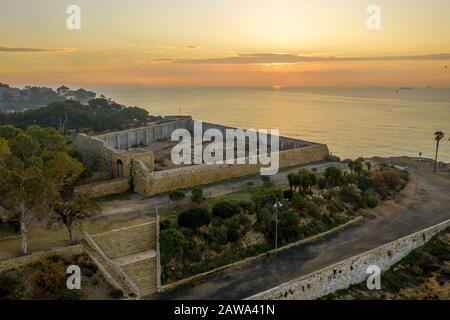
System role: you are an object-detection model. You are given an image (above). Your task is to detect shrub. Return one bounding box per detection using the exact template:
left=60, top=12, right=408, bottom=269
left=237, top=200, right=255, bottom=214
left=208, top=225, right=229, bottom=245
left=305, top=201, right=321, bottom=219
left=261, top=175, right=272, bottom=187
left=191, top=188, right=203, bottom=203
left=251, top=187, right=283, bottom=209
left=345, top=173, right=358, bottom=185
left=324, top=166, right=343, bottom=187
left=160, top=220, right=171, bottom=230
left=30, top=258, right=83, bottom=300
left=366, top=196, right=379, bottom=208
left=358, top=174, right=372, bottom=191
left=340, top=186, right=363, bottom=209
left=227, top=228, right=240, bottom=243
left=371, top=169, right=402, bottom=198
left=291, top=193, right=305, bottom=210
left=160, top=228, right=189, bottom=263
left=169, top=190, right=185, bottom=202
left=283, top=189, right=294, bottom=200
left=326, top=154, right=341, bottom=162
left=318, top=177, right=327, bottom=189
left=178, top=208, right=210, bottom=229
left=212, top=201, right=241, bottom=219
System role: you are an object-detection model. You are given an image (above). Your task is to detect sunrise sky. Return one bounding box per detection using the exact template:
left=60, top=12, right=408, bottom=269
left=1, top=0, right=450, bottom=87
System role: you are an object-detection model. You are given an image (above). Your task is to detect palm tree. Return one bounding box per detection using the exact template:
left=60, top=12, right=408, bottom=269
left=433, top=131, right=444, bottom=172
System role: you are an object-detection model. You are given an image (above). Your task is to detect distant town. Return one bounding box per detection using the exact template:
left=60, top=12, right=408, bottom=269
left=0, top=83, right=96, bottom=112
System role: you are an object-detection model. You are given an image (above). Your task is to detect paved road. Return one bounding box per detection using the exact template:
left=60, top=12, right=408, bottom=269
left=151, top=158, right=450, bottom=300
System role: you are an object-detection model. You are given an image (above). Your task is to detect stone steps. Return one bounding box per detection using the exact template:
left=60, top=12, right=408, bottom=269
left=122, top=258, right=158, bottom=297
left=92, top=222, right=156, bottom=259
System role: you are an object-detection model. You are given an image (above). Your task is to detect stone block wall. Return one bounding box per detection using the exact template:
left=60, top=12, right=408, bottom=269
left=74, top=177, right=130, bottom=198
left=0, top=245, right=83, bottom=272
left=134, top=144, right=329, bottom=196
left=248, top=219, right=450, bottom=300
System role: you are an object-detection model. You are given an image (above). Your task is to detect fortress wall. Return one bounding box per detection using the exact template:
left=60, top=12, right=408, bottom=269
left=74, top=177, right=130, bottom=198
left=248, top=219, right=450, bottom=300
left=136, top=144, right=329, bottom=196
left=72, top=134, right=114, bottom=172
left=94, top=119, right=193, bottom=150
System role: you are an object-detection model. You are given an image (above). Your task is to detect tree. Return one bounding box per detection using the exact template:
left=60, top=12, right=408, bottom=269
left=160, top=229, right=188, bottom=263
left=298, top=169, right=316, bottom=194
left=0, top=125, right=84, bottom=254
left=348, top=160, right=355, bottom=174
left=287, top=173, right=300, bottom=192
left=324, top=166, right=343, bottom=187
left=169, top=190, right=185, bottom=203
left=212, top=201, right=241, bottom=219
left=433, top=131, right=444, bottom=172
left=191, top=188, right=203, bottom=203
left=50, top=194, right=100, bottom=243
left=365, top=162, right=372, bottom=171
left=178, top=208, right=210, bottom=229
left=353, top=161, right=363, bottom=177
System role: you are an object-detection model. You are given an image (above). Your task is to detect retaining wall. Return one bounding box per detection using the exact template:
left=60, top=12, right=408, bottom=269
left=74, top=177, right=130, bottom=198
left=248, top=219, right=450, bottom=300
left=134, top=144, right=329, bottom=196
left=0, top=245, right=83, bottom=272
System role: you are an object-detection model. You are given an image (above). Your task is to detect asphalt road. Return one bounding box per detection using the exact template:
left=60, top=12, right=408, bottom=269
left=151, top=158, right=450, bottom=300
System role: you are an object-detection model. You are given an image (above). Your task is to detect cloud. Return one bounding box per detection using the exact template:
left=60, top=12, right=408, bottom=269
left=158, top=45, right=203, bottom=51
left=147, top=53, right=450, bottom=65
left=0, top=46, right=77, bottom=53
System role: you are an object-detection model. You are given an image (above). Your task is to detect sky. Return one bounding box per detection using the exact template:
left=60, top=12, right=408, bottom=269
left=1, top=0, right=450, bottom=87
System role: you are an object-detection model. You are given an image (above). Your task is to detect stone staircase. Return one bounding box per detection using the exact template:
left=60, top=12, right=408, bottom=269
left=83, top=220, right=159, bottom=298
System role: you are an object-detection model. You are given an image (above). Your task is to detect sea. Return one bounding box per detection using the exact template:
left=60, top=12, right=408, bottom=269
left=89, top=86, right=450, bottom=163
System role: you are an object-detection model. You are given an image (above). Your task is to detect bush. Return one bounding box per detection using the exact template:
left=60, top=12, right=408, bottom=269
left=191, top=188, right=203, bottom=203
left=326, top=154, right=341, bottom=162
left=261, top=175, right=272, bottom=187
left=365, top=193, right=379, bottom=208
left=237, top=200, right=255, bottom=214
left=251, top=187, right=283, bottom=209
left=305, top=201, right=321, bottom=219
left=178, top=208, right=210, bottom=229
left=160, top=228, right=189, bottom=263
left=366, top=196, right=379, bottom=209
left=208, top=225, right=229, bottom=246
left=324, top=166, right=343, bottom=187
left=283, top=189, right=294, bottom=200
left=160, top=220, right=171, bottom=230
left=318, top=177, right=327, bottom=189
left=371, top=169, right=402, bottom=197
left=169, top=190, right=185, bottom=202
left=30, top=258, right=83, bottom=300
left=358, top=174, right=372, bottom=191
left=291, top=193, right=305, bottom=210
left=227, top=228, right=240, bottom=243
left=212, top=201, right=241, bottom=219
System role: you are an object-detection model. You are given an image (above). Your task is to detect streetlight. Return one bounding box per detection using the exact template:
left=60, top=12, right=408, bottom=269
left=273, top=201, right=283, bottom=254
left=416, top=152, right=422, bottom=195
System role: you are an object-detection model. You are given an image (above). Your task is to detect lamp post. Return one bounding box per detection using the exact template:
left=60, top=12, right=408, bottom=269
left=416, top=152, right=422, bottom=195
left=273, top=201, right=283, bottom=254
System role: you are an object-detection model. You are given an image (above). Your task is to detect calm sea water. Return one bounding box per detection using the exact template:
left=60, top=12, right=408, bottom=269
left=90, top=86, right=450, bottom=162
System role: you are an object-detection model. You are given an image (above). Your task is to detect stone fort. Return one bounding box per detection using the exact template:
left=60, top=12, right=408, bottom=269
left=73, top=116, right=329, bottom=198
